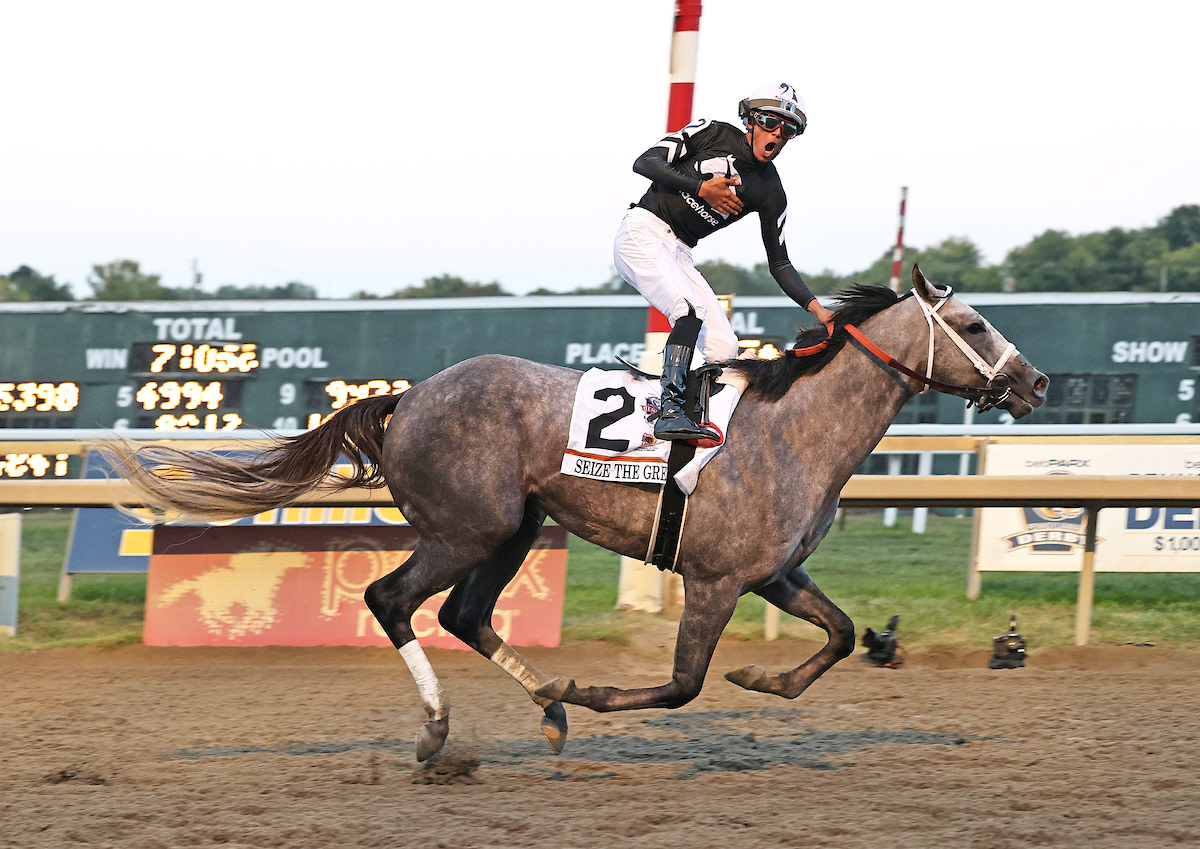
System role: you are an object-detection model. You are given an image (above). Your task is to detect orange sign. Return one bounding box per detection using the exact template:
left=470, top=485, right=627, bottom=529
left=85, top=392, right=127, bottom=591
left=144, top=525, right=567, bottom=648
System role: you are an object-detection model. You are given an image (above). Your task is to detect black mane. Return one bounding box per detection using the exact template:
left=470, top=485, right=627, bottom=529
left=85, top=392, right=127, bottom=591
left=724, top=284, right=907, bottom=401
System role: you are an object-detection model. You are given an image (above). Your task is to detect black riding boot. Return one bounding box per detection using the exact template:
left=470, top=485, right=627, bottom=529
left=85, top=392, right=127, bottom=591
left=654, top=313, right=721, bottom=443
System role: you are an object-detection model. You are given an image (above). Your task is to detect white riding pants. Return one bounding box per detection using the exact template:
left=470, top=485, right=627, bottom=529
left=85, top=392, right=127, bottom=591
left=613, top=207, right=739, bottom=363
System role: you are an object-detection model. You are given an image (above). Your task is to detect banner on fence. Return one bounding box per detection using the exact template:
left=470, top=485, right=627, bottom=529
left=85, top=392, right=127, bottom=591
left=974, top=443, right=1200, bottom=573
left=143, top=524, right=568, bottom=649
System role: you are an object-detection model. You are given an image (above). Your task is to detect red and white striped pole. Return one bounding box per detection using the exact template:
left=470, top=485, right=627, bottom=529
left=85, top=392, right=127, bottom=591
left=621, top=1, right=703, bottom=614
left=638, top=0, right=702, bottom=375
left=888, top=186, right=908, bottom=293
left=666, top=0, right=702, bottom=133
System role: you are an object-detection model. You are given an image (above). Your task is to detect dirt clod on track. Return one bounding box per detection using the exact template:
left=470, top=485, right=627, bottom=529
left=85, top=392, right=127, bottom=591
left=412, top=752, right=482, bottom=785
left=2, top=637, right=1198, bottom=848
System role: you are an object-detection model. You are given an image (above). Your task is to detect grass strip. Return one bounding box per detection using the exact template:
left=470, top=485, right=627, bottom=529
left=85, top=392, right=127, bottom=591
left=5, top=509, right=1198, bottom=652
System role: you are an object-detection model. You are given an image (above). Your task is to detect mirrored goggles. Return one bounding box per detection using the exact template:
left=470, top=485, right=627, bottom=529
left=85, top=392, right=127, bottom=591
left=752, top=111, right=804, bottom=139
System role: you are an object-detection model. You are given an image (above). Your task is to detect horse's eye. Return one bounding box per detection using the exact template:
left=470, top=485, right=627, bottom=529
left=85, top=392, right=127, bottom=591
left=967, top=322, right=985, bottom=334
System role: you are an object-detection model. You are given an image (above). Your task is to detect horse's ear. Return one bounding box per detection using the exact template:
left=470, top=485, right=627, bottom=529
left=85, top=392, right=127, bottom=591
left=912, top=263, right=950, bottom=302
left=912, top=264, right=931, bottom=300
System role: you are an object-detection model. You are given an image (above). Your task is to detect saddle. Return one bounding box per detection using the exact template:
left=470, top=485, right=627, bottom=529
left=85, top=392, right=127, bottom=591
left=618, top=355, right=726, bottom=446
left=561, top=364, right=741, bottom=572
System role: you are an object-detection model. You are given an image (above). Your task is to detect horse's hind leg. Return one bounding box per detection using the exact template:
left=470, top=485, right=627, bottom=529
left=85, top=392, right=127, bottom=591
left=724, top=564, right=855, bottom=698
left=365, top=539, right=500, bottom=762
left=437, top=504, right=569, bottom=754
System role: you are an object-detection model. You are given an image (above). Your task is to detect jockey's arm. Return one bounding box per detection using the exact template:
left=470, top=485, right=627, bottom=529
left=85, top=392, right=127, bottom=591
left=771, top=260, right=833, bottom=325
left=760, top=211, right=833, bottom=325
left=633, top=147, right=702, bottom=195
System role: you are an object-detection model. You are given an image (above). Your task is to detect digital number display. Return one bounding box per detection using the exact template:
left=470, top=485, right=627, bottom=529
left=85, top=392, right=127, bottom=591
left=128, top=342, right=259, bottom=376
left=135, top=413, right=244, bottom=431
left=134, top=380, right=245, bottom=411
left=0, top=381, right=80, bottom=413
left=0, top=452, right=70, bottom=479
left=305, top=379, right=411, bottom=412
left=303, top=378, right=411, bottom=429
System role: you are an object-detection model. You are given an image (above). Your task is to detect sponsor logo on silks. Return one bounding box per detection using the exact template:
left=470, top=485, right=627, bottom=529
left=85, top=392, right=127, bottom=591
left=1003, top=505, right=1090, bottom=553
left=680, top=192, right=723, bottom=227
left=698, top=155, right=741, bottom=220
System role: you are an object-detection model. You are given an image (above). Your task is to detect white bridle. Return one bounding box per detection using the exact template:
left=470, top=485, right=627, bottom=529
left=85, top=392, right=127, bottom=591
left=914, top=287, right=1018, bottom=399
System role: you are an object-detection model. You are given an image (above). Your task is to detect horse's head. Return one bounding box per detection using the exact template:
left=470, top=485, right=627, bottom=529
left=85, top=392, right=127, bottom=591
left=911, top=264, right=1048, bottom=418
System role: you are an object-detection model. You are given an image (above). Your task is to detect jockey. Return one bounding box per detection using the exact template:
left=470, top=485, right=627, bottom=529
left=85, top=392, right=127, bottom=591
left=615, top=82, right=835, bottom=442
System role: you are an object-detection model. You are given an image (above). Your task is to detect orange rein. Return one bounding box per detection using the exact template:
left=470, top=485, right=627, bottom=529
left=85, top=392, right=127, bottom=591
left=789, top=319, right=1002, bottom=402
left=786, top=318, right=837, bottom=357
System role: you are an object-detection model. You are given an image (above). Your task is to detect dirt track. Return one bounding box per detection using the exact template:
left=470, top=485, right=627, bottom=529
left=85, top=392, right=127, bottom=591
left=3, top=636, right=1198, bottom=848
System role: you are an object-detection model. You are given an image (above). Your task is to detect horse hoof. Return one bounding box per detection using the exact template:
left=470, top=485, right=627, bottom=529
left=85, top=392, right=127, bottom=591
left=540, top=702, right=568, bottom=755
left=533, top=676, right=575, bottom=702
left=725, top=664, right=769, bottom=692
left=414, top=717, right=449, bottom=762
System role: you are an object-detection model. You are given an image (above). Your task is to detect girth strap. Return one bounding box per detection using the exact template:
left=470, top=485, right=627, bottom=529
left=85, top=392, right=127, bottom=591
left=646, top=440, right=695, bottom=572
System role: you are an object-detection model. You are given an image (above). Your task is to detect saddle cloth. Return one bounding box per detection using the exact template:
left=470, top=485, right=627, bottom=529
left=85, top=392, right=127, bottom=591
left=560, top=367, right=741, bottom=495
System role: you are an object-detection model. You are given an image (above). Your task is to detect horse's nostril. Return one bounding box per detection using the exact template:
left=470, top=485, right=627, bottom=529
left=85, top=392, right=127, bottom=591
left=1034, top=376, right=1048, bottom=392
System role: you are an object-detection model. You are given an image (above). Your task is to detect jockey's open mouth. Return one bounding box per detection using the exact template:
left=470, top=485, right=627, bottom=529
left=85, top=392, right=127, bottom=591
left=749, top=130, right=786, bottom=162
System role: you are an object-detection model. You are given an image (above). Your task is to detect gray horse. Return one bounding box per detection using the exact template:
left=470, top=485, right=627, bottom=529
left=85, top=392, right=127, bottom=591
left=98, top=266, right=1047, bottom=762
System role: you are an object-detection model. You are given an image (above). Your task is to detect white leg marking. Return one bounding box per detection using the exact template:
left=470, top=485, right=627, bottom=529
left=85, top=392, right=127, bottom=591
left=490, top=644, right=546, bottom=693
left=399, top=641, right=448, bottom=721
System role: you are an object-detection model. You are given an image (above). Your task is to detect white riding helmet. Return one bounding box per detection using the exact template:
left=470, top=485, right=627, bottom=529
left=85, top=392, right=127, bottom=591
left=738, top=82, right=807, bottom=134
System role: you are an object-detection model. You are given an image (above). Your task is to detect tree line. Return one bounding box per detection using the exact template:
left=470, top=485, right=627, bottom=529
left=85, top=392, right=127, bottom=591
left=687, top=203, right=1200, bottom=297
left=0, top=261, right=320, bottom=302
left=3, top=205, right=1197, bottom=302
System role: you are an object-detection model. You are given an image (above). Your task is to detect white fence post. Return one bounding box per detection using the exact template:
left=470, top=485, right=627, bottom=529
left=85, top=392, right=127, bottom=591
left=912, top=451, right=933, bottom=533
left=0, top=513, right=21, bottom=636
left=763, top=603, right=780, bottom=640
left=882, top=454, right=902, bottom=527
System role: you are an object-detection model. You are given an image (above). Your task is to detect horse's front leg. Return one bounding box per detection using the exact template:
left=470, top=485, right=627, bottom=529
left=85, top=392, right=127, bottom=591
left=725, top=564, right=854, bottom=699
left=536, top=576, right=740, bottom=712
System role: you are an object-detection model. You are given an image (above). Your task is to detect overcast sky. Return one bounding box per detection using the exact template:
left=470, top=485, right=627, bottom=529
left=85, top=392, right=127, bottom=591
left=3, top=1, right=1197, bottom=299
